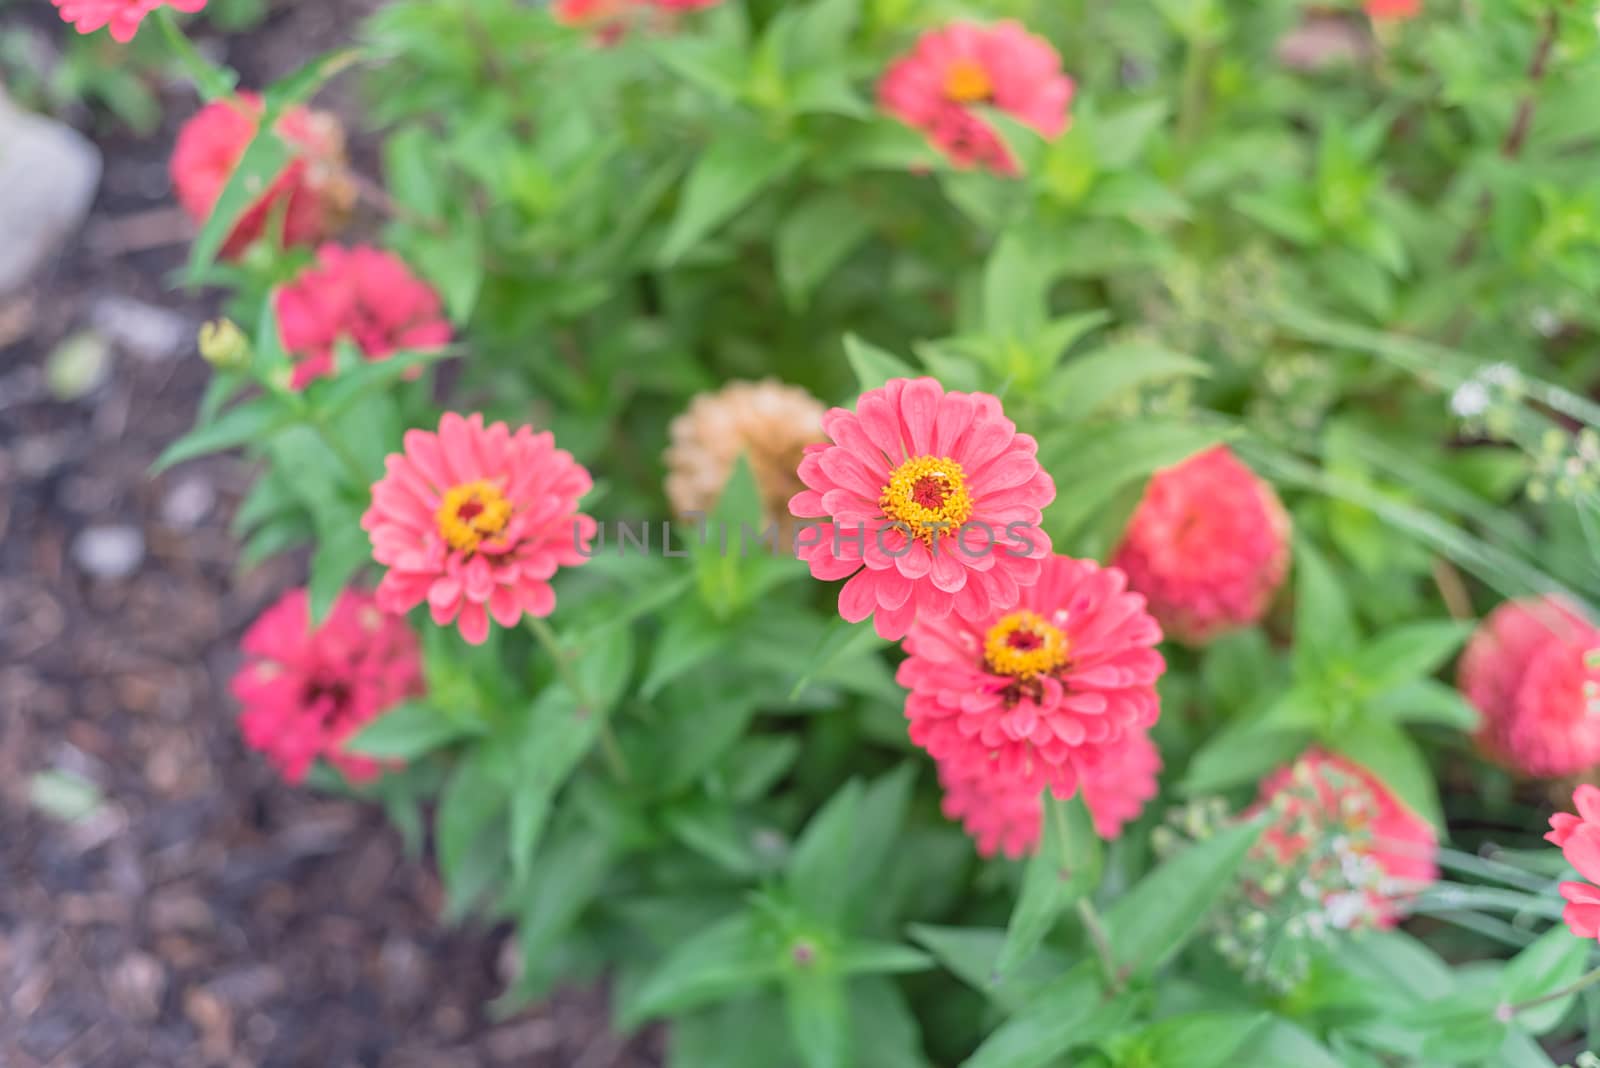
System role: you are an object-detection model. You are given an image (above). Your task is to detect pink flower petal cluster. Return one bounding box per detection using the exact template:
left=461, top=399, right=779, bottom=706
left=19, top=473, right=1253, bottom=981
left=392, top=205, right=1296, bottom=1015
left=878, top=20, right=1074, bottom=175
left=1366, top=0, right=1421, bottom=19
left=1112, top=445, right=1290, bottom=645
left=1254, top=749, right=1438, bottom=929
left=789, top=377, right=1054, bottom=641
left=898, top=554, right=1165, bottom=800
left=553, top=0, right=720, bottom=41
left=1547, top=785, right=1600, bottom=941
left=231, top=588, right=423, bottom=785
left=170, top=94, right=352, bottom=260
left=275, top=244, right=453, bottom=390
left=52, top=0, right=205, bottom=42
left=936, top=726, right=1161, bottom=859
left=1458, top=595, right=1600, bottom=778
left=362, top=413, right=597, bottom=645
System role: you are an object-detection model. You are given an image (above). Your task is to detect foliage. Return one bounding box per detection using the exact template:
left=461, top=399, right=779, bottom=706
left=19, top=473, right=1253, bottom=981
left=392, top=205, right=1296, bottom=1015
left=66, top=0, right=1600, bottom=1063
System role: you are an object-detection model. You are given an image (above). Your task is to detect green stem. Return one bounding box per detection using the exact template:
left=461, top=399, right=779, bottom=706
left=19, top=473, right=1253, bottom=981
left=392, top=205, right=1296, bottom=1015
left=1077, top=899, right=1121, bottom=992
left=525, top=617, right=631, bottom=782
left=155, top=9, right=238, bottom=101
left=1504, top=964, right=1600, bottom=1020
left=1176, top=35, right=1214, bottom=147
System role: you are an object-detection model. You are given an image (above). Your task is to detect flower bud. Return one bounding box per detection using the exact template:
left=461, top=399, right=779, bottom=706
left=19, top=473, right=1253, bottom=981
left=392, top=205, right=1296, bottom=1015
left=198, top=318, right=250, bottom=370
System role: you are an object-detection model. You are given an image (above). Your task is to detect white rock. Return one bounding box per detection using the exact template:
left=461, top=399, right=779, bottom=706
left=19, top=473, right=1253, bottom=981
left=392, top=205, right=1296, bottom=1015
left=72, top=524, right=145, bottom=580
left=0, top=88, right=102, bottom=295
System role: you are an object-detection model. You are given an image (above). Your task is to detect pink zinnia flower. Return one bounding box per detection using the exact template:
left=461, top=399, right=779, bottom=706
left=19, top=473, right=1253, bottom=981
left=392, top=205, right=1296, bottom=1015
left=897, top=554, right=1165, bottom=800
left=52, top=0, right=205, bottom=42
left=1112, top=445, right=1291, bottom=646
left=170, top=94, right=353, bottom=261
left=231, top=588, right=423, bottom=785
left=1253, top=749, right=1438, bottom=929
left=877, top=20, right=1074, bottom=175
left=1365, top=0, right=1421, bottom=20
left=362, top=413, right=598, bottom=645
left=938, top=726, right=1161, bottom=859
left=1547, top=785, right=1600, bottom=941
left=553, top=0, right=718, bottom=40
left=789, top=377, right=1055, bottom=640
left=1459, top=595, right=1600, bottom=778
left=275, top=244, right=452, bottom=390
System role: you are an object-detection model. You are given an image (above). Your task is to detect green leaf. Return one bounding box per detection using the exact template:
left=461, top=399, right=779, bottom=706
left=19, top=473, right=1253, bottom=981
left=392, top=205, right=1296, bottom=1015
left=842, top=334, right=918, bottom=394
left=960, top=964, right=1132, bottom=1068
left=1231, top=1018, right=1344, bottom=1068
left=1182, top=720, right=1309, bottom=795
left=1328, top=717, right=1444, bottom=831
left=345, top=701, right=482, bottom=759
left=307, top=521, right=371, bottom=625
left=834, top=940, right=932, bottom=977
left=435, top=748, right=509, bottom=918
left=1104, top=815, right=1266, bottom=977
left=1349, top=620, right=1473, bottom=694
left=621, top=913, right=782, bottom=1027
left=997, top=795, right=1100, bottom=977
left=776, top=190, right=872, bottom=308
left=1142, top=1012, right=1269, bottom=1068
left=908, top=925, right=1074, bottom=1014
left=785, top=968, right=849, bottom=1068
left=152, top=395, right=297, bottom=472
left=849, top=979, right=930, bottom=1068
left=660, top=130, right=805, bottom=264
left=185, top=122, right=293, bottom=282
left=1499, top=924, right=1593, bottom=1034
left=1292, top=539, right=1359, bottom=680
left=1046, top=341, right=1209, bottom=422
left=982, top=232, right=1050, bottom=341
left=788, top=617, right=888, bottom=700
left=787, top=781, right=862, bottom=927
left=409, top=223, right=483, bottom=322
left=1369, top=678, right=1480, bottom=731
left=384, top=125, right=447, bottom=220
left=1039, top=419, right=1231, bottom=541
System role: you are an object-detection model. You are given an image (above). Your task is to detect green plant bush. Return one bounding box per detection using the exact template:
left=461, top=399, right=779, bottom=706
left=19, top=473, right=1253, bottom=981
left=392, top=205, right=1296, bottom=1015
left=51, top=0, right=1600, bottom=1063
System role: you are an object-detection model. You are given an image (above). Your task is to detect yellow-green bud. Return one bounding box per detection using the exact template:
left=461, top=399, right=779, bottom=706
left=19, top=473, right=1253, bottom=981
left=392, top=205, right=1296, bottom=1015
left=198, top=319, right=250, bottom=370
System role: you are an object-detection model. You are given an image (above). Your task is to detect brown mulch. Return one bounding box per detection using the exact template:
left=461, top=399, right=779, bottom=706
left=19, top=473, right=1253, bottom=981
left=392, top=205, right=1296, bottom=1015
left=0, top=4, right=660, bottom=1066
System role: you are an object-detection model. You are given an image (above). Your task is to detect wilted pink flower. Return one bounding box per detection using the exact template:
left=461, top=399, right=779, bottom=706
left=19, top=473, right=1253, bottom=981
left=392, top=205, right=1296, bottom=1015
left=898, top=554, right=1165, bottom=801
left=362, top=413, right=597, bottom=645
left=1112, top=446, right=1290, bottom=645
left=938, top=725, right=1161, bottom=859
left=170, top=94, right=353, bottom=260
left=275, top=244, right=452, bottom=390
left=1459, top=596, right=1600, bottom=778
left=878, top=20, right=1073, bottom=175
left=789, top=377, right=1054, bottom=640
left=1365, top=0, right=1420, bottom=19
left=1254, top=749, right=1438, bottom=929
left=231, top=588, right=423, bottom=785
left=52, top=0, right=205, bottom=42
left=1547, top=785, right=1600, bottom=941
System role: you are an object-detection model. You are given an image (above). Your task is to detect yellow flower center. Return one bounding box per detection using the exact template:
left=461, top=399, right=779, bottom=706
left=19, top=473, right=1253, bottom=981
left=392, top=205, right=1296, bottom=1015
left=436, top=480, right=513, bottom=554
left=984, top=611, right=1069, bottom=679
left=879, top=455, right=974, bottom=543
left=943, top=59, right=993, bottom=104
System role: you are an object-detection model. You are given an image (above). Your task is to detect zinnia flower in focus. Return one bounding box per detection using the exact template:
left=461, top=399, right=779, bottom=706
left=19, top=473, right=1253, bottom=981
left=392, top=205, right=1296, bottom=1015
left=1112, top=445, right=1290, bottom=645
left=170, top=94, right=353, bottom=260
left=275, top=244, right=452, bottom=390
left=1253, top=748, right=1438, bottom=929
left=789, top=377, right=1055, bottom=640
left=1365, top=0, right=1420, bottom=20
left=898, top=554, right=1164, bottom=800
left=1459, top=595, right=1600, bottom=778
left=1547, top=784, right=1600, bottom=941
left=877, top=20, right=1073, bottom=175
left=52, top=0, right=205, bottom=42
left=938, top=725, right=1161, bottom=858
left=665, top=379, right=825, bottom=545
left=362, top=413, right=598, bottom=645
left=231, top=588, right=423, bottom=785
